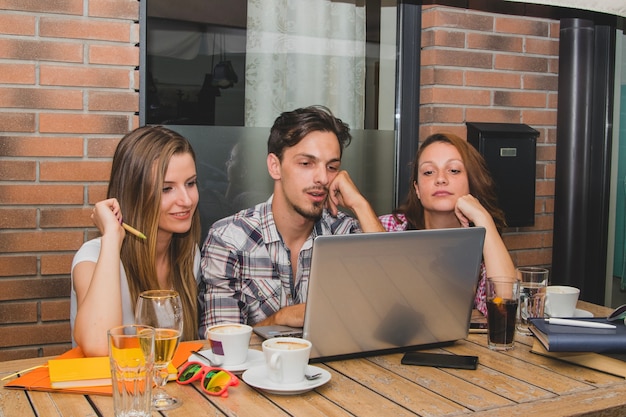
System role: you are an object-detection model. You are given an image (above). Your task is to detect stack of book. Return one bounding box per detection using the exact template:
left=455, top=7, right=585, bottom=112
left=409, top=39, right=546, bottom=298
left=529, top=317, right=626, bottom=378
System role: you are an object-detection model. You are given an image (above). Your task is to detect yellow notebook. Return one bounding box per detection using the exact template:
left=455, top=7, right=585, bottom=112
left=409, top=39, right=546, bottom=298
left=48, top=356, right=111, bottom=388
left=48, top=356, right=178, bottom=389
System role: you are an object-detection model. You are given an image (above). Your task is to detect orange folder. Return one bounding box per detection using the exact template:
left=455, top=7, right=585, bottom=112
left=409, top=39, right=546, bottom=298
left=4, top=341, right=204, bottom=396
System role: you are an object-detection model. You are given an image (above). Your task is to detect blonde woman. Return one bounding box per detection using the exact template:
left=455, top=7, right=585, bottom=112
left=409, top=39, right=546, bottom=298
left=71, top=126, right=201, bottom=356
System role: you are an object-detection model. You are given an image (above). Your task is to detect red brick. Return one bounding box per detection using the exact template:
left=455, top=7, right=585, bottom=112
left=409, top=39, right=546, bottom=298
left=422, top=8, right=494, bottom=32
left=40, top=208, right=94, bottom=228
left=537, top=144, right=557, bottom=162
left=422, top=29, right=465, bottom=48
left=0, top=161, right=36, bottom=181
left=0, top=302, right=37, bottom=324
left=420, top=106, right=464, bottom=124
left=0, top=87, right=82, bottom=110
left=89, top=44, right=139, bottom=66
left=495, top=54, right=549, bottom=73
left=88, top=91, right=139, bottom=112
left=0, top=208, right=37, bottom=228
left=0, top=14, right=35, bottom=35
left=0, top=346, right=41, bottom=362
left=0, top=136, right=84, bottom=157
left=42, top=343, right=74, bottom=358
left=0, top=113, right=36, bottom=133
left=0, top=322, right=71, bottom=347
left=40, top=113, right=130, bottom=134
left=87, top=137, right=120, bottom=157
left=421, top=68, right=464, bottom=86
left=40, top=161, right=111, bottom=181
left=41, top=254, right=75, bottom=275
left=536, top=180, right=555, bottom=197
left=0, top=278, right=70, bottom=301
left=465, top=108, right=522, bottom=123
left=0, top=63, right=36, bottom=84
left=424, top=86, right=491, bottom=105
left=522, top=109, right=557, bottom=126
left=523, top=73, right=558, bottom=91
left=466, top=70, right=521, bottom=89
left=40, top=17, right=132, bottom=42
left=40, top=65, right=132, bottom=88
left=88, top=0, right=139, bottom=20
left=0, top=256, right=37, bottom=277
left=422, top=49, right=493, bottom=68
left=88, top=185, right=109, bottom=203
left=495, top=16, right=550, bottom=37
left=468, top=33, right=523, bottom=52
left=525, top=37, right=559, bottom=56
left=0, top=0, right=83, bottom=14
left=0, top=185, right=84, bottom=204
left=41, top=299, right=71, bottom=321
left=0, top=39, right=83, bottom=62
left=494, top=90, right=547, bottom=108
left=0, top=231, right=83, bottom=253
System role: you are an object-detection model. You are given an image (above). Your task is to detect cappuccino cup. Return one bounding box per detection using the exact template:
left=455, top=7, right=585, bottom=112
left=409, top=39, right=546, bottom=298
left=206, top=323, right=252, bottom=366
left=544, top=286, right=580, bottom=317
left=262, top=337, right=312, bottom=384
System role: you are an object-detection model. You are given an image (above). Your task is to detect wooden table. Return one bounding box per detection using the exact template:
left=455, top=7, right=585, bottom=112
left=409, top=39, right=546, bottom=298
left=2, top=301, right=625, bottom=417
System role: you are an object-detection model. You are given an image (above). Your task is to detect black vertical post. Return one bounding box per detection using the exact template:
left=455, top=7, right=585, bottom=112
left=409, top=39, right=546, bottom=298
left=552, top=19, right=594, bottom=292
left=395, top=2, right=421, bottom=207
left=553, top=18, right=615, bottom=305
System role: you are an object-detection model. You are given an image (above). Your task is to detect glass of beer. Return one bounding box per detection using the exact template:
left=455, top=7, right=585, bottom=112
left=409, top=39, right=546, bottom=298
left=135, top=290, right=183, bottom=410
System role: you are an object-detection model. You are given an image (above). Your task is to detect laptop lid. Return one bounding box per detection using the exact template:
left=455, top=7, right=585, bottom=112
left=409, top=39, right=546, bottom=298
left=303, top=227, right=486, bottom=362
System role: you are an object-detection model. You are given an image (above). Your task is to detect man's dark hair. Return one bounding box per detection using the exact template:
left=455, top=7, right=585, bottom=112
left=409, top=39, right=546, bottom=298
left=267, top=105, right=351, bottom=160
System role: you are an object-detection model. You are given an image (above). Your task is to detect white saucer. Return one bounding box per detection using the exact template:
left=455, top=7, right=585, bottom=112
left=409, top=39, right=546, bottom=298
left=189, top=349, right=264, bottom=373
left=545, top=308, right=594, bottom=318
left=242, top=365, right=331, bottom=395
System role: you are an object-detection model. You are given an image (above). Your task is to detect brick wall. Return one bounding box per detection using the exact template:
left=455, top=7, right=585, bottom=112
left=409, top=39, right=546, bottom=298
left=420, top=5, right=557, bottom=269
left=0, top=1, right=559, bottom=359
left=0, top=0, right=139, bottom=361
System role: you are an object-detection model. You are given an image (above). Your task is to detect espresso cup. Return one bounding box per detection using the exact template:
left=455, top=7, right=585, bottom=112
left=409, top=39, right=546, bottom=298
left=206, top=323, right=252, bottom=366
left=544, top=286, right=580, bottom=317
left=262, top=337, right=312, bottom=384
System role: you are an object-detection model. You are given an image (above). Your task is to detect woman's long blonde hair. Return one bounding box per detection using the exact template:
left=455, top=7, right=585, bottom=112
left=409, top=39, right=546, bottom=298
left=107, top=126, right=200, bottom=341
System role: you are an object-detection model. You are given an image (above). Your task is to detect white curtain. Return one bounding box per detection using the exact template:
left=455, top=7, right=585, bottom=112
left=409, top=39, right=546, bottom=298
left=245, top=0, right=366, bottom=128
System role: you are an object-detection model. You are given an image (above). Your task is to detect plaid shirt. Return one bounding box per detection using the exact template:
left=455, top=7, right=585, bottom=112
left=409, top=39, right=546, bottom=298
left=379, top=213, right=488, bottom=316
left=198, top=196, right=362, bottom=337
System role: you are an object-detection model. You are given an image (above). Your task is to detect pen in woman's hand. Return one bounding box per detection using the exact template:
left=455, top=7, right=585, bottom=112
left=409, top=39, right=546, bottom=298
left=122, top=222, right=147, bottom=240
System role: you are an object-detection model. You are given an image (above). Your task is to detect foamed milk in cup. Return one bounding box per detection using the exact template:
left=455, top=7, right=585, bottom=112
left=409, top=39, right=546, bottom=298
left=206, top=323, right=252, bottom=366
left=544, top=286, right=580, bottom=317
left=262, top=337, right=312, bottom=384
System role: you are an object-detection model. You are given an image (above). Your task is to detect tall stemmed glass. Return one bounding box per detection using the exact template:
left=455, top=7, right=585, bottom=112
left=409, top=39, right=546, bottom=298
left=135, top=290, right=183, bottom=411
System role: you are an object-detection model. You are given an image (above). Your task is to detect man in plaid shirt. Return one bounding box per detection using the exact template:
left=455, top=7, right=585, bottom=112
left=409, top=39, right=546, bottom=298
left=198, top=106, right=384, bottom=338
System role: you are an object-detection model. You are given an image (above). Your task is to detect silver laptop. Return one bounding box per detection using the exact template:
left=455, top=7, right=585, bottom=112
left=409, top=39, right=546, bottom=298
left=255, top=227, right=486, bottom=362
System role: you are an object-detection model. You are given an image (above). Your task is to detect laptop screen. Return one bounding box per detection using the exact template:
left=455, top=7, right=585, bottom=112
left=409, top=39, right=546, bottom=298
left=303, top=227, right=485, bottom=361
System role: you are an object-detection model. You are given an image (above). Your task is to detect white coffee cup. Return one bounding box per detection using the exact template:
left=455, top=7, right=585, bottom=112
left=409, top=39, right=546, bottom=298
left=262, top=337, right=312, bottom=384
left=206, top=323, right=252, bottom=366
left=544, top=286, right=580, bottom=317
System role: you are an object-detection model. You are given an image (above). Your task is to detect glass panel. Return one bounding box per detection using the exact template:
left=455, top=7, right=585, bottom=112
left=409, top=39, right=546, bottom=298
left=144, top=0, right=398, bottom=237
left=613, top=31, right=626, bottom=287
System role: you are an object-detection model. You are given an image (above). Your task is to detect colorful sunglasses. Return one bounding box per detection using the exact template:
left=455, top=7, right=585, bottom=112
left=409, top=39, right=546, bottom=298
left=176, top=361, right=239, bottom=397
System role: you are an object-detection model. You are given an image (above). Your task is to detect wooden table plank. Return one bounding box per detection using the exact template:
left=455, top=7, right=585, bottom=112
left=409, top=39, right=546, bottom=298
left=326, top=357, right=471, bottom=416
left=304, top=364, right=429, bottom=417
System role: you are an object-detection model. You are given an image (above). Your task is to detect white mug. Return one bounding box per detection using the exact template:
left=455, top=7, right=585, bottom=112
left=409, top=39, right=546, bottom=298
left=206, top=323, right=252, bottom=366
left=544, top=286, right=580, bottom=317
left=262, top=337, right=312, bottom=384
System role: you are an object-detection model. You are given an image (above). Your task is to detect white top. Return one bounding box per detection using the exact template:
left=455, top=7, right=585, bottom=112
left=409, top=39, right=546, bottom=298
left=70, top=238, right=200, bottom=346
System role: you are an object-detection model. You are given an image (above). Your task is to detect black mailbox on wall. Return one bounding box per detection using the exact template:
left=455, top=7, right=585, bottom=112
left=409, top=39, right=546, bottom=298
left=466, top=122, right=539, bottom=227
